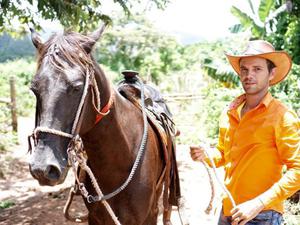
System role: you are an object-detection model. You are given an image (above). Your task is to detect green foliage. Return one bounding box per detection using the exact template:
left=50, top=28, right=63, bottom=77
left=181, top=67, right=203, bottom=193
left=0, top=59, right=35, bottom=151
left=0, top=105, right=18, bottom=152
left=0, top=33, right=35, bottom=62
left=269, top=0, right=300, bottom=64
left=258, top=0, right=274, bottom=22
left=95, top=15, right=185, bottom=84
left=203, top=63, right=240, bottom=88
left=230, top=5, right=264, bottom=37
left=0, top=59, right=36, bottom=117
left=197, top=82, right=242, bottom=142
left=229, top=0, right=275, bottom=38
left=230, top=0, right=300, bottom=65
left=0, top=200, right=15, bottom=209
left=0, top=0, right=169, bottom=34
left=270, top=64, right=300, bottom=112
left=199, top=34, right=250, bottom=89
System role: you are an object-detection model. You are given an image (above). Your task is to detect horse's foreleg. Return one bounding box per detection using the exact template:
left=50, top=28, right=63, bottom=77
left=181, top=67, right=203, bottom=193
left=163, top=205, right=172, bottom=225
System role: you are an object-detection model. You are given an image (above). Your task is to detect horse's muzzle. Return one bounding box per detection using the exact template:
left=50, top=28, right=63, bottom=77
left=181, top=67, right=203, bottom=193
left=29, top=162, right=63, bottom=186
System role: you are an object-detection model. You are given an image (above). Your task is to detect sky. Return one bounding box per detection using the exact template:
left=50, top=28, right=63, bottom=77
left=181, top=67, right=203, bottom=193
left=147, top=0, right=241, bottom=43
left=42, top=0, right=257, bottom=44
left=102, top=0, right=257, bottom=44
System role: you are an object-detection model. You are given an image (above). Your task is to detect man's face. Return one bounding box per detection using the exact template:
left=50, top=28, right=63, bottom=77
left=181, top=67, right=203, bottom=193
left=239, top=57, right=275, bottom=95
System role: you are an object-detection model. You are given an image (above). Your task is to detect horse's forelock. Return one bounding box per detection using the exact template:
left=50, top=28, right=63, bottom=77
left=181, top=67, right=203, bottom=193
left=37, top=31, right=94, bottom=74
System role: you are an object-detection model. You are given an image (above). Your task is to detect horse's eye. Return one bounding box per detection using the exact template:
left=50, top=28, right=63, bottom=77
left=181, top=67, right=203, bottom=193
left=73, top=85, right=82, bottom=91
left=67, top=83, right=83, bottom=93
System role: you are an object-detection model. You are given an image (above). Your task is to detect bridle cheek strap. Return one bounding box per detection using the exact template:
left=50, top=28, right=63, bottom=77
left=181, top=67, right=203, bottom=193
left=29, top=69, right=113, bottom=148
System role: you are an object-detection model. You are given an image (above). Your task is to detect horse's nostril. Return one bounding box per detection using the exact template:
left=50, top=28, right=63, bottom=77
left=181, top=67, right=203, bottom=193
left=45, top=165, right=61, bottom=181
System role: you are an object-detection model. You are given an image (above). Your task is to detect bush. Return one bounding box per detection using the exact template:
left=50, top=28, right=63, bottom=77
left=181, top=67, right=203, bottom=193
left=0, top=58, right=36, bottom=151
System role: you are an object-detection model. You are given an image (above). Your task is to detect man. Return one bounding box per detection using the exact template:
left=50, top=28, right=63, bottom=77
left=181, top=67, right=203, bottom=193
left=190, top=40, right=300, bottom=225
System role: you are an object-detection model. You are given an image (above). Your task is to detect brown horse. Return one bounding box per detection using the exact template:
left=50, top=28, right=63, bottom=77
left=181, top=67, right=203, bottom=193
left=28, top=24, right=180, bottom=225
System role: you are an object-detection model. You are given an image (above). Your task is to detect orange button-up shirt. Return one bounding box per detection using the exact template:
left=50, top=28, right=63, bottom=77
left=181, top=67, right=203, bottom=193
left=210, top=92, right=300, bottom=216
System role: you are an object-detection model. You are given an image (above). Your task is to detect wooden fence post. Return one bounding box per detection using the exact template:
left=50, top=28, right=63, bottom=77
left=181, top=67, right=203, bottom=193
left=9, top=76, right=18, bottom=132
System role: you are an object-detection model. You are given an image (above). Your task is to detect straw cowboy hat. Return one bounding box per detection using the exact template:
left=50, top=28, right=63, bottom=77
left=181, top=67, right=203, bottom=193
left=225, top=40, right=292, bottom=85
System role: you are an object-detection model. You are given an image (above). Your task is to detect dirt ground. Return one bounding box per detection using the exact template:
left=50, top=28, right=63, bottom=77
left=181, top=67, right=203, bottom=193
left=0, top=117, right=224, bottom=225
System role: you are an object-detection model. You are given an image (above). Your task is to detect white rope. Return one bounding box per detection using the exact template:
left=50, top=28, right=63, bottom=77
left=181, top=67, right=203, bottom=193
left=71, top=70, right=91, bottom=134
left=67, top=138, right=121, bottom=225
left=92, top=76, right=101, bottom=110
left=32, top=65, right=120, bottom=224
left=33, top=69, right=92, bottom=139
left=201, top=145, right=237, bottom=208
left=82, top=164, right=121, bottom=225
left=34, top=126, right=73, bottom=138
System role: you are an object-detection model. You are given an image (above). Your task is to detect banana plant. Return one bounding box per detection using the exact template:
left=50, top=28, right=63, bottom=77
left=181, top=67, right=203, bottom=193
left=230, top=0, right=276, bottom=38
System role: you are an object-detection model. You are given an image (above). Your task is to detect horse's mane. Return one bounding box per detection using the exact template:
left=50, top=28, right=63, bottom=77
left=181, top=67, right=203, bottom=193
left=37, top=31, right=95, bottom=73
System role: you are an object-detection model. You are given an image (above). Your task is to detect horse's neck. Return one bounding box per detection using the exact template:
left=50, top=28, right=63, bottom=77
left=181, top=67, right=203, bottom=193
left=84, top=66, right=143, bottom=160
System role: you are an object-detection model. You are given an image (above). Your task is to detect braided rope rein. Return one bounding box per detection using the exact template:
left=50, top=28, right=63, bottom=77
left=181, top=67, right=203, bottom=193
left=201, top=145, right=237, bottom=209
left=67, top=136, right=121, bottom=225
left=28, top=66, right=122, bottom=225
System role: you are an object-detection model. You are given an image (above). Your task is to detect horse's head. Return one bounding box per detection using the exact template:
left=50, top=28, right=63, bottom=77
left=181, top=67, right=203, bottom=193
left=28, top=25, right=106, bottom=186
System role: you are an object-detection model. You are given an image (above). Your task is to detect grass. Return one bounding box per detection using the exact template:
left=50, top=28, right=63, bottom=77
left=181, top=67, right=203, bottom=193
left=0, top=200, right=15, bottom=209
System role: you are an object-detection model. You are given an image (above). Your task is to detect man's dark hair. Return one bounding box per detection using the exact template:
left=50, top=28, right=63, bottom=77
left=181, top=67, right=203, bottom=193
left=266, top=59, right=276, bottom=72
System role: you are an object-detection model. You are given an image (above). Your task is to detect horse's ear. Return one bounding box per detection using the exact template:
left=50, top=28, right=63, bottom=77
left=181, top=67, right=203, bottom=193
left=83, top=23, right=107, bottom=53
left=30, top=28, right=43, bottom=49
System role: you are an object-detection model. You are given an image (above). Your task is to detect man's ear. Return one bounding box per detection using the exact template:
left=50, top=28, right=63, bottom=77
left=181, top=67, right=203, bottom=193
left=269, top=67, right=276, bottom=81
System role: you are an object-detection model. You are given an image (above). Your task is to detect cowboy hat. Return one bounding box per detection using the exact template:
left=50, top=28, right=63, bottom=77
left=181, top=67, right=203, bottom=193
left=225, top=40, right=292, bottom=85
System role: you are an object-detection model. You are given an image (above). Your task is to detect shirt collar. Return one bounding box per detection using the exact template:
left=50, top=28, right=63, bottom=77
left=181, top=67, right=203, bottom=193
left=229, top=92, right=273, bottom=111
left=260, top=92, right=273, bottom=107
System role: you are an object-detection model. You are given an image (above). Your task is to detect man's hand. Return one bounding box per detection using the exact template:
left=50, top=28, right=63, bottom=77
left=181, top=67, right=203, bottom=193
left=190, top=145, right=206, bottom=162
left=231, top=198, right=265, bottom=225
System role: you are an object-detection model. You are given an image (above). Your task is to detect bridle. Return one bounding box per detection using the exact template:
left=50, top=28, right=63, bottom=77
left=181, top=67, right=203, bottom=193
left=27, top=50, right=150, bottom=225
left=28, top=66, right=111, bottom=144
left=27, top=60, right=122, bottom=224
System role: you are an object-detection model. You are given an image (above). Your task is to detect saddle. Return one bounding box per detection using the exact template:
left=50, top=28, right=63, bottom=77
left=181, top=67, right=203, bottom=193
left=117, top=70, right=181, bottom=207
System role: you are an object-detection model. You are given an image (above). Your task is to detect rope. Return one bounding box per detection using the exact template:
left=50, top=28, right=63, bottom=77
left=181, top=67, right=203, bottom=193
left=64, top=76, right=148, bottom=224
left=201, top=145, right=236, bottom=208
left=201, top=161, right=215, bottom=214
left=92, top=76, right=101, bottom=110
left=30, top=65, right=120, bottom=223
left=67, top=136, right=121, bottom=225
left=71, top=70, right=91, bottom=134
left=88, top=78, right=148, bottom=202
left=34, top=126, right=73, bottom=138
left=82, top=164, right=121, bottom=225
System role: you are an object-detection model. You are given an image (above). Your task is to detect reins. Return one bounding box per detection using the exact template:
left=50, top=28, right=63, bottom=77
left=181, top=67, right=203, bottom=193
left=27, top=64, right=123, bottom=224
left=201, top=144, right=237, bottom=212
left=28, top=64, right=151, bottom=224
left=87, top=78, right=149, bottom=203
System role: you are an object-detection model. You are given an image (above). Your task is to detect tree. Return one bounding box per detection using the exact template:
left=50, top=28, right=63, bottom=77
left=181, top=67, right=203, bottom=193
left=269, top=0, right=300, bottom=64
left=229, top=0, right=300, bottom=64
left=0, top=33, right=34, bottom=62
left=229, top=0, right=276, bottom=38
left=0, top=0, right=169, bottom=34
left=95, top=15, right=185, bottom=83
left=229, top=0, right=300, bottom=113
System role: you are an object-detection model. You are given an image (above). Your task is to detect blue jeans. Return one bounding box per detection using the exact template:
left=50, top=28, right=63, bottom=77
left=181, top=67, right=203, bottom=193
left=218, top=209, right=283, bottom=225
